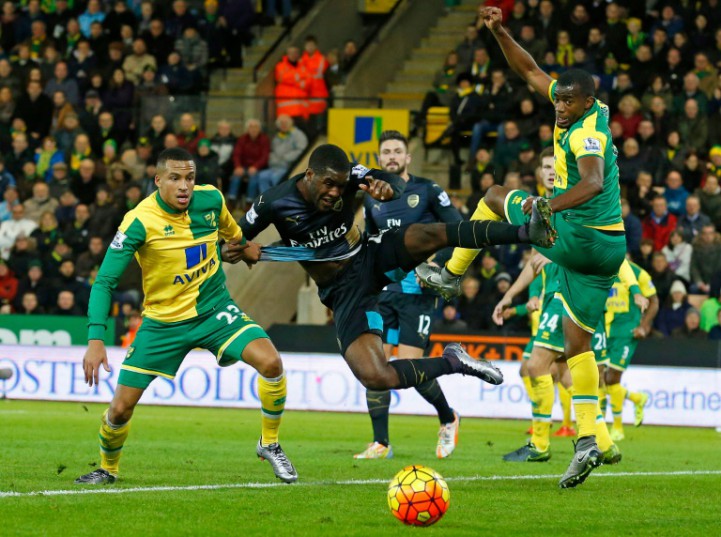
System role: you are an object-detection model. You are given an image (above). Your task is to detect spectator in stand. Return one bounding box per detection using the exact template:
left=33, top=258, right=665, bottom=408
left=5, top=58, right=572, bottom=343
left=24, top=20, right=55, bottom=62
left=197, top=0, right=227, bottom=69
left=676, top=98, right=708, bottom=154
left=339, top=39, right=358, bottom=78
left=620, top=197, right=642, bottom=259
left=67, top=133, right=93, bottom=174
left=7, top=232, right=36, bottom=276
left=275, top=45, right=309, bottom=122
left=50, top=288, right=82, bottom=315
left=671, top=308, right=706, bottom=339
left=708, top=310, right=721, bottom=340
left=265, top=0, right=292, bottom=27
left=457, top=276, right=484, bottom=330
left=663, top=170, right=689, bottom=217
left=643, top=194, right=677, bottom=251
left=23, top=182, right=59, bottom=224
left=663, top=229, right=693, bottom=283
left=121, top=309, right=143, bottom=347
left=175, top=25, right=209, bottom=83
left=0, top=259, right=18, bottom=308
left=655, top=279, right=691, bottom=336
left=0, top=204, right=37, bottom=260
left=617, top=137, right=645, bottom=187
left=14, top=259, right=51, bottom=310
left=34, top=136, right=65, bottom=183
left=0, top=186, right=19, bottom=223
left=76, top=234, right=106, bottom=280
left=441, top=71, right=482, bottom=166
left=70, top=158, right=100, bottom=205
left=301, top=35, right=328, bottom=123
left=673, top=73, right=708, bottom=116
left=30, top=209, right=61, bottom=258
left=467, top=47, right=491, bottom=89
left=145, top=114, right=171, bottom=157
left=611, top=94, right=643, bottom=140
left=708, top=145, right=721, bottom=182
left=44, top=60, right=79, bottom=106
left=228, top=118, right=269, bottom=207
left=50, top=90, right=76, bottom=135
left=12, top=43, right=40, bottom=86
left=176, top=113, right=204, bottom=154
left=0, top=156, right=15, bottom=197
left=677, top=195, right=711, bottom=244
left=323, top=49, right=342, bottom=90
left=158, top=50, right=194, bottom=94
left=54, top=189, right=77, bottom=229
left=649, top=251, right=676, bottom=305
left=64, top=202, right=91, bottom=254
left=6, top=133, right=33, bottom=184
left=433, top=302, right=468, bottom=332
left=194, top=139, right=222, bottom=187
left=690, top=224, right=721, bottom=294
left=104, top=0, right=137, bottom=42
left=209, top=120, right=237, bottom=181
left=700, top=287, right=721, bottom=332
left=417, top=51, right=461, bottom=132
left=456, top=24, right=485, bottom=67
left=248, top=114, right=307, bottom=200
left=122, top=38, right=157, bottom=85
left=61, top=18, right=84, bottom=61
left=468, top=69, right=514, bottom=160
left=88, top=186, right=119, bottom=242
left=0, top=60, right=21, bottom=100
left=15, top=80, right=53, bottom=142
left=217, top=0, right=255, bottom=67
left=79, top=0, right=105, bottom=39
left=141, top=19, right=174, bottom=67
left=697, top=175, right=721, bottom=229
left=103, top=69, right=135, bottom=135
left=17, top=290, right=43, bottom=314
left=54, top=112, right=84, bottom=155
left=166, top=0, right=195, bottom=40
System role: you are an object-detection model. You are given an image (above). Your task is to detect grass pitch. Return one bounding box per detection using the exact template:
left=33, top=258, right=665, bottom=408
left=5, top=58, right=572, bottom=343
left=1, top=400, right=719, bottom=536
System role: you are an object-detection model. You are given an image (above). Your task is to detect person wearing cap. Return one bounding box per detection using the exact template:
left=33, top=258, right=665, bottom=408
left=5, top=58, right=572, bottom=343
left=194, top=138, right=222, bottom=187
left=671, top=307, right=707, bottom=339
left=655, top=279, right=691, bottom=336
left=707, top=145, right=721, bottom=182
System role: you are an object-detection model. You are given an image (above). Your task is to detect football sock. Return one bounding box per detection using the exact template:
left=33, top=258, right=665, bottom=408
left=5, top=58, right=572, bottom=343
left=445, top=220, right=524, bottom=253
left=389, top=357, right=452, bottom=389
left=99, top=409, right=131, bottom=476
left=607, top=382, right=627, bottom=431
left=258, top=372, right=286, bottom=446
left=530, top=374, right=554, bottom=452
left=567, top=351, right=599, bottom=438
left=366, top=390, right=391, bottom=446
left=595, top=401, right=614, bottom=451
left=626, top=388, right=644, bottom=405
left=558, top=382, right=573, bottom=428
left=522, top=375, right=535, bottom=403
left=599, top=383, right=608, bottom=416
left=415, top=379, right=455, bottom=424
left=446, top=199, right=502, bottom=275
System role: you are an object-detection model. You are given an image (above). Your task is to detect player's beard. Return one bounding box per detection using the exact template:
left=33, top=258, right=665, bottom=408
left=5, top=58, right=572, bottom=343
left=383, top=162, right=406, bottom=176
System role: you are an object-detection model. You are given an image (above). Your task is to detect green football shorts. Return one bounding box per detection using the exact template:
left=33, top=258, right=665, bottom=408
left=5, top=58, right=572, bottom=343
left=505, top=190, right=626, bottom=332
left=606, top=322, right=638, bottom=371
left=522, top=337, right=535, bottom=360
left=118, top=297, right=269, bottom=389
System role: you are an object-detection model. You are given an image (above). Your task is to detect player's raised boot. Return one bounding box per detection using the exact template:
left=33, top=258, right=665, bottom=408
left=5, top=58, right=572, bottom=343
left=558, top=437, right=602, bottom=489
left=609, top=428, right=625, bottom=442
left=443, top=342, right=503, bottom=385
left=526, top=197, right=557, bottom=248
left=553, top=425, right=577, bottom=437
left=414, top=263, right=461, bottom=300
left=74, top=468, right=116, bottom=485
left=601, top=444, right=623, bottom=465
left=354, top=441, right=393, bottom=459
left=256, top=438, right=298, bottom=483
left=502, top=443, right=551, bottom=462
left=436, top=410, right=461, bottom=459
left=634, top=392, right=649, bottom=427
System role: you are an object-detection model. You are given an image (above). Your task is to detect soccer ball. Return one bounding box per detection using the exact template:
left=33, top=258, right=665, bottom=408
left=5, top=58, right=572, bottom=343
left=387, top=465, right=450, bottom=526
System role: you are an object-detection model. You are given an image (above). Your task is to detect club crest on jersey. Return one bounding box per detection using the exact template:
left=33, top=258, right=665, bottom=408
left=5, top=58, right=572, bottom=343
left=110, top=230, right=127, bottom=250
left=583, top=137, right=602, bottom=153
left=204, top=211, right=216, bottom=227
left=407, top=194, right=420, bottom=208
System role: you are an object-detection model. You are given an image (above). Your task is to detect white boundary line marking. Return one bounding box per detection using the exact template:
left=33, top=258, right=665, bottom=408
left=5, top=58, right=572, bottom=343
left=2, top=470, right=720, bottom=499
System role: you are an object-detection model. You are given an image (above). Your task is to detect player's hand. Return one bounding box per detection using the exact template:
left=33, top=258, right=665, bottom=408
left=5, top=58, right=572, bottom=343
left=530, top=253, right=551, bottom=274
left=221, top=240, right=248, bottom=264
left=633, top=293, right=649, bottom=313
left=359, top=178, right=394, bottom=201
left=83, top=340, right=110, bottom=387
left=479, top=6, right=503, bottom=32
left=492, top=295, right=513, bottom=326
left=521, top=195, right=539, bottom=215
left=526, top=296, right=540, bottom=312
left=502, top=307, right=516, bottom=320
left=238, top=241, right=261, bottom=268
left=632, top=325, right=649, bottom=339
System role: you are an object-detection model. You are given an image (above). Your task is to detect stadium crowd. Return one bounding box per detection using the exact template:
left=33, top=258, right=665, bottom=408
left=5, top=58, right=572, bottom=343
left=419, top=1, right=721, bottom=340
left=3, top=0, right=721, bottom=343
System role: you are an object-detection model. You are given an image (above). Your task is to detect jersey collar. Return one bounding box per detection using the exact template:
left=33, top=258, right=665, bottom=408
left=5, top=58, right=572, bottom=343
left=155, top=191, right=189, bottom=214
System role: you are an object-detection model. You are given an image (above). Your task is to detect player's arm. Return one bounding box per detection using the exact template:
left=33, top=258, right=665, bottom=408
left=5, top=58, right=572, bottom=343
left=549, top=154, right=605, bottom=213
left=352, top=165, right=406, bottom=201
left=634, top=268, right=659, bottom=338
left=238, top=194, right=274, bottom=241
left=217, top=190, right=260, bottom=266
left=618, top=259, right=648, bottom=312
left=492, top=261, right=537, bottom=325
left=362, top=197, right=381, bottom=236
left=84, top=217, right=145, bottom=387
left=479, top=6, right=552, bottom=98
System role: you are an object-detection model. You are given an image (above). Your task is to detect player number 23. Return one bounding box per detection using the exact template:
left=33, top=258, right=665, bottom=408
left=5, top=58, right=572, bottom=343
left=216, top=304, right=241, bottom=324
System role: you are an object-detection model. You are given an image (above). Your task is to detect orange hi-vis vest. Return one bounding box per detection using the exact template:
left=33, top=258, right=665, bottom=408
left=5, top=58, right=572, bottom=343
left=302, top=50, right=329, bottom=115
left=274, top=55, right=310, bottom=119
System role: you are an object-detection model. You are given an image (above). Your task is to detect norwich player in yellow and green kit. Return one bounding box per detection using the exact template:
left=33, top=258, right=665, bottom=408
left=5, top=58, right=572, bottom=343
left=75, top=148, right=297, bottom=485
left=416, top=7, right=627, bottom=488
left=604, top=260, right=658, bottom=441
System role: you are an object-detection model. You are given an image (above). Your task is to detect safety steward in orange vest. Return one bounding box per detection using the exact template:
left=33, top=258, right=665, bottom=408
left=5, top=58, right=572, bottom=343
left=274, top=45, right=310, bottom=119
left=301, top=35, right=329, bottom=115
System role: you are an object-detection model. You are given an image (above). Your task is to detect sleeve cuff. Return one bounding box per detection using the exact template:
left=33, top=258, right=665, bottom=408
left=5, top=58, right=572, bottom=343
left=515, top=304, right=528, bottom=317
left=88, top=324, right=106, bottom=341
left=629, top=284, right=641, bottom=296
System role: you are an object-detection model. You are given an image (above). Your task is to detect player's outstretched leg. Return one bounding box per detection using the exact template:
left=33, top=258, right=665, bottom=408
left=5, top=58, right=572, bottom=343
left=75, top=385, right=142, bottom=485
left=415, top=197, right=555, bottom=299
left=354, top=390, right=394, bottom=459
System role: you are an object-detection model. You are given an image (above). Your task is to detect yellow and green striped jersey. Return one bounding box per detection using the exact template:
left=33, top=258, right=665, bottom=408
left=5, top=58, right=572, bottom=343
left=547, top=80, right=623, bottom=230
left=605, top=261, right=656, bottom=331
left=87, top=185, right=242, bottom=340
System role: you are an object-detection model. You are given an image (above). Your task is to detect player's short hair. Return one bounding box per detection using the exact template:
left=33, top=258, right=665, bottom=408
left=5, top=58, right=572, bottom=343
left=557, top=68, right=595, bottom=98
left=539, top=147, right=554, bottom=159
left=378, top=130, right=408, bottom=151
left=309, top=144, right=350, bottom=175
left=157, top=147, right=194, bottom=171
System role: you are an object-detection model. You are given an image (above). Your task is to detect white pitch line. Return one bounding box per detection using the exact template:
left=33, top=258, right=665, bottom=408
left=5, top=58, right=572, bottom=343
left=1, top=470, right=720, bottom=499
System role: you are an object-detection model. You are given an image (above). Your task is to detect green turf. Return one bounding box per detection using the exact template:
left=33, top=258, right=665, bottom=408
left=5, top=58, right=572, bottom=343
left=1, top=400, right=720, bottom=536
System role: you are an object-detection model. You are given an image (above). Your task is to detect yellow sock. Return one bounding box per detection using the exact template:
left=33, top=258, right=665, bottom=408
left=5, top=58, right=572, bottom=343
left=446, top=199, right=503, bottom=275
left=607, top=383, right=627, bottom=430
left=599, top=383, right=608, bottom=416
left=530, top=374, right=554, bottom=451
left=567, top=352, right=599, bottom=438
left=99, top=409, right=131, bottom=476
left=595, top=401, right=614, bottom=451
left=522, top=375, right=535, bottom=403
left=259, top=372, right=287, bottom=445
left=626, top=389, right=644, bottom=405
left=558, top=383, right=573, bottom=427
